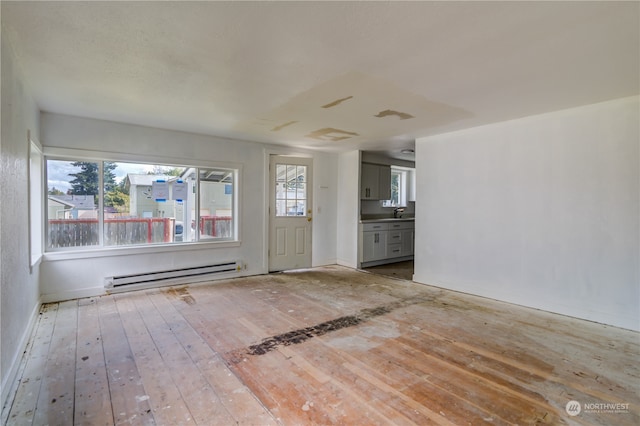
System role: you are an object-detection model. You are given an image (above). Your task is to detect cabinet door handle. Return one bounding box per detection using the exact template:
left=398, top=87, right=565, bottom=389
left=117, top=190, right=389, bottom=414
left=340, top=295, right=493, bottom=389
left=374, top=233, right=378, bottom=243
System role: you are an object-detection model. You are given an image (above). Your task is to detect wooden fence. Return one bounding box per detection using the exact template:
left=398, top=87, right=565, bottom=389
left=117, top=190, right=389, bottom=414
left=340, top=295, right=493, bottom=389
left=199, top=216, right=232, bottom=238
left=48, top=218, right=173, bottom=248
left=104, top=218, right=173, bottom=246
left=48, top=216, right=232, bottom=248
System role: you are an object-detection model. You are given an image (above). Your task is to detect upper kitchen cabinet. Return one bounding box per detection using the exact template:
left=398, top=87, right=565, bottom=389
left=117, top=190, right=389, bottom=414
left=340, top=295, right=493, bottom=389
left=361, top=163, right=391, bottom=200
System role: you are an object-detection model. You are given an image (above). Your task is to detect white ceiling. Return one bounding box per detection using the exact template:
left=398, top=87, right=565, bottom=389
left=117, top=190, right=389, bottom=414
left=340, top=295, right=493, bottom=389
left=2, top=1, right=638, bottom=158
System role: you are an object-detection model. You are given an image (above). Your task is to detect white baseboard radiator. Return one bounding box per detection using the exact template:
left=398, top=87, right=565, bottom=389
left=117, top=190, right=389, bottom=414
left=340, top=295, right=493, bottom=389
left=105, top=261, right=242, bottom=292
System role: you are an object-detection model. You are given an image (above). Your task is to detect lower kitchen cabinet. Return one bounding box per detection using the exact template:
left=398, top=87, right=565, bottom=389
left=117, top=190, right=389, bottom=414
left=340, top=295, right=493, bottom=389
left=362, top=229, right=388, bottom=262
left=359, top=220, right=414, bottom=267
left=401, top=228, right=414, bottom=256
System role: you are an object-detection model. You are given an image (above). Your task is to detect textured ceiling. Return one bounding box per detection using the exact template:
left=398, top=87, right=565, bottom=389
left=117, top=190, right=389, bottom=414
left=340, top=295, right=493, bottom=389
left=2, top=1, right=638, bottom=158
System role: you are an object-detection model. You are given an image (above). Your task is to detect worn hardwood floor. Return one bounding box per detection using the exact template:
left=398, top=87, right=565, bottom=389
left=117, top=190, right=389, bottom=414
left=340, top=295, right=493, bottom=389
left=3, top=266, right=639, bottom=425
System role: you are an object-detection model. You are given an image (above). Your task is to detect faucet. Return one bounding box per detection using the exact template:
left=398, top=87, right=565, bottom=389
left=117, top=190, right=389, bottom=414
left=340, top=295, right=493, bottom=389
left=393, top=207, right=404, bottom=218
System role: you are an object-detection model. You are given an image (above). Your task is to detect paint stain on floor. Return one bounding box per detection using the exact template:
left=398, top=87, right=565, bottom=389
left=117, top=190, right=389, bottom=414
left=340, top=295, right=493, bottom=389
left=163, top=286, right=196, bottom=305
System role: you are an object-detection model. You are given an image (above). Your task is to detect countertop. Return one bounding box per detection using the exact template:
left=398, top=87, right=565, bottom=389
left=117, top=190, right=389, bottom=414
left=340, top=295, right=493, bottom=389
left=360, top=217, right=415, bottom=223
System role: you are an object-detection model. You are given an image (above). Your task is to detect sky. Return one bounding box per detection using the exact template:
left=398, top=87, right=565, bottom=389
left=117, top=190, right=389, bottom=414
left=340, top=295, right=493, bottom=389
left=47, top=161, right=160, bottom=193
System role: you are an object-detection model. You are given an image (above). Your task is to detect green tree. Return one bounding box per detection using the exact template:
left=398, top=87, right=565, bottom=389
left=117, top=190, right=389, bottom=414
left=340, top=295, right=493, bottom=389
left=104, top=162, right=117, bottom=193
left=68, top=161, right=117, bottom=195
left=69, top=162, right=99, bottom=195
left=48, top=187, right=65, bottom=195
left=148, top=166, right=184, bottom=177
left=118, top=177, right=129, bottom=195
left=104, top=189, right=129, bottom=211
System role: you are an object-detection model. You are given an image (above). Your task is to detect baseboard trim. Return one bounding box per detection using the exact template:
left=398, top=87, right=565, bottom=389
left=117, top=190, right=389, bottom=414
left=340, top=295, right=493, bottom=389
left=40, top=287, right=106, bottom=304
left=1, top=301, right=41, bottom=422
left=413, top=274, right=640, bottom=332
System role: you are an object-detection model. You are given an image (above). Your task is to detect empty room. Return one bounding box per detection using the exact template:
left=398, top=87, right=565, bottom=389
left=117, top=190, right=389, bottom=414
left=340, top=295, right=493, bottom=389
left=1, top=1, right=638, bottom=425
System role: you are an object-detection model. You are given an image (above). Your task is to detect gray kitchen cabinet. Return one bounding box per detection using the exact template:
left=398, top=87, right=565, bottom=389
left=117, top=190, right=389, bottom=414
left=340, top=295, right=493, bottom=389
left=401, top=228, right=414, bottom=256
left=361, top=222, right=388, bottom=262
left=359, top=220, right=414, bottom=267
left=360, top=163, right=391, bottom=200
left=362, top=230, right=388, bottom=262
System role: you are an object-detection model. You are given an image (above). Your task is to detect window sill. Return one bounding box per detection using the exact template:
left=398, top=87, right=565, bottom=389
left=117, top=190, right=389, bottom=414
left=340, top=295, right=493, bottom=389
left=30, top=254, right=43, bottom=272
left=43, top=240, right=241, bottom=262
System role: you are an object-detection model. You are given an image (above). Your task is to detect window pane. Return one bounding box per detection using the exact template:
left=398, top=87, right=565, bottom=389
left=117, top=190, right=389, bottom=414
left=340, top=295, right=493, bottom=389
left=391, top=172, right=400, bottom=206
left=276, top=181, right=286, bottom=199
left=275, top=199, right=287, bottom=216
left=297, top=183, right=306, bottom=200
left=286, top=200, right=298, bottom=216
left=199, top=168, right=234, bottom=240
left=103, top=162, right=187, bottom=246
left=286, top=165, right=297, bottom=182
left=276, top=164, right=287, bottom=182
left=297, top=200, right=307, bottom=216
left=297, top=165, right=306, bottom=183
left=47, top=160, right=99, bottom=248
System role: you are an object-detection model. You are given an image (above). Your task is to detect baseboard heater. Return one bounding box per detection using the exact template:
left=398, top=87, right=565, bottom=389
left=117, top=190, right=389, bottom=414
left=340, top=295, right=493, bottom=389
left=105, top=261, right=242, bottom=292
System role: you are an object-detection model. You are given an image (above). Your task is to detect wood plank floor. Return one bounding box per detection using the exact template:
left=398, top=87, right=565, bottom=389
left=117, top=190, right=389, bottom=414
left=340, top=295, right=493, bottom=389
left=3, top=266, right=639, bottom=425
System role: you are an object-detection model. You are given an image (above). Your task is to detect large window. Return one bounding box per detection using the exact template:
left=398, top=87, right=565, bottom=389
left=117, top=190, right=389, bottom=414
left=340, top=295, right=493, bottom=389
left=45, top=158, right=237, bottom=250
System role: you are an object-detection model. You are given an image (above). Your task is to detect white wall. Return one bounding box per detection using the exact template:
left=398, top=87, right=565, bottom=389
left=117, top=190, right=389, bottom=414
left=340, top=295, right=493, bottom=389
left=1, top=34, right=42, bottom=407
left=40, top=113, right=338, bottom=301
left=414, top=96, right=639, bottom=331
left=312, top=152, right=338, bottom=267
left=336, top=150, right=361, bottom=268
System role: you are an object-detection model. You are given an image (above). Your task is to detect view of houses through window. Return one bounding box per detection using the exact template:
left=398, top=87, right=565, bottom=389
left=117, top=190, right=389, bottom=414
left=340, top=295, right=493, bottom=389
left=46, top=159, right=236, bottom=249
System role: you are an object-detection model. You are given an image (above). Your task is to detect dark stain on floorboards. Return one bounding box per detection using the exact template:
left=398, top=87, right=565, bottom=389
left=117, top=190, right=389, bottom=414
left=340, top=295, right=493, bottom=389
left=243, top=297, right=430, bottom=357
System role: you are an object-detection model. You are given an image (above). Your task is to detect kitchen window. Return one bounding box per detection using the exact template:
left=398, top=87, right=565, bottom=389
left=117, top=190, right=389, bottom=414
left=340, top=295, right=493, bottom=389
left=383, top=168, right=407, bottom=207
left=45, top=158, right=237, bottom=250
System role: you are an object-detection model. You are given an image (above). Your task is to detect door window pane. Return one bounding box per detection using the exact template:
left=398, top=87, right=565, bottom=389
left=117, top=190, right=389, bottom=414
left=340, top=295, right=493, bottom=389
left=275, top=163, right=307, bottom=217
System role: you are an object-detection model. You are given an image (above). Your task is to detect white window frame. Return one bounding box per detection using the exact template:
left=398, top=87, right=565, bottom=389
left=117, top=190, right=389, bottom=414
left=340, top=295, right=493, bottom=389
left=42, top=147, right=241, bottom=256
left=28, top=135, right=44, bottom=269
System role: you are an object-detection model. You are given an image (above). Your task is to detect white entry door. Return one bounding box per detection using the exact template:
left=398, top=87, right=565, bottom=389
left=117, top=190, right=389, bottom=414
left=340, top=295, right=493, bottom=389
left=269, top=155, right=313, bottom=272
